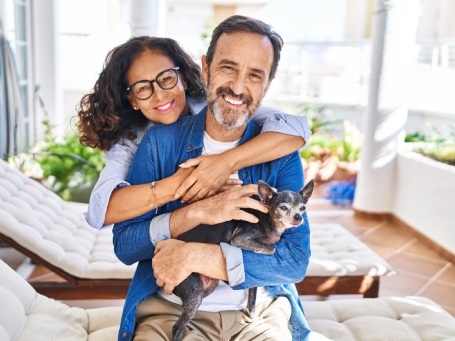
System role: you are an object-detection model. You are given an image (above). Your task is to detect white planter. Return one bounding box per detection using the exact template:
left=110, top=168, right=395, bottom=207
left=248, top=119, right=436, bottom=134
left=394, top=145, right=455, bottom=254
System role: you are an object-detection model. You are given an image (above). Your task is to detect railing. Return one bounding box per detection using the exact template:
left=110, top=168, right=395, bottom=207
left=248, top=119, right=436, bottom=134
left=267, top=40, right=455, bottom=116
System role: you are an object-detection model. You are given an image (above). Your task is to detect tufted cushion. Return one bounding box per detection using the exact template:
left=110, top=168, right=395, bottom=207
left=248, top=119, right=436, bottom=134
left=307, top=223, right=395, bottom=277
left=0, top=259, right=122, bottom=341
left=2, top=257, right=455, bottom=341
left=303, top=296, right=455, bottom=341
left=0, top=160, right=135, bottom=279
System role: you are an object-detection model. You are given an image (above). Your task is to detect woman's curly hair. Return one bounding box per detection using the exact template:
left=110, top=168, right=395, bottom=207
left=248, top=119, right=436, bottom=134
left=76, top=36, right=206, bottom=151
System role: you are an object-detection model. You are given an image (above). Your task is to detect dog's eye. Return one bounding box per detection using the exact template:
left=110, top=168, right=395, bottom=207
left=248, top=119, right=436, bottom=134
left=279, top=205, right=288, bottom=211
left=300, top=205, right=305, bottom=211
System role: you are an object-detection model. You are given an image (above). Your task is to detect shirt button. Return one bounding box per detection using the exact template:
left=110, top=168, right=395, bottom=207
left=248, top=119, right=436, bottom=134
left=187, top=146, right=192, bottom=150
left=122, top=332, right=127, bottom=337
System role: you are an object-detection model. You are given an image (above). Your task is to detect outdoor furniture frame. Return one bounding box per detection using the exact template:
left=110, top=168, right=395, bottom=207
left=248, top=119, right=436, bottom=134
left=0, top=159, right=134, bottom=300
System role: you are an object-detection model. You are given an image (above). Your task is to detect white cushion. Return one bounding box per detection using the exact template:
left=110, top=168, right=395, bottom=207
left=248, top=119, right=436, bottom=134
left=2, top=257, right=455, bottom=341
left=0, top=259, right=122, bottom=341
left=308, top=223, right=395, bottom=277
left=0, top=160, right=135, bottom=279
left=303, top=296, right=455, bottom=340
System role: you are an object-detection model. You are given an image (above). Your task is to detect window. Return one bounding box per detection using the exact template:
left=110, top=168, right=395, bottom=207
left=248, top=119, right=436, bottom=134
left=0, top=0, right=34, bottom=158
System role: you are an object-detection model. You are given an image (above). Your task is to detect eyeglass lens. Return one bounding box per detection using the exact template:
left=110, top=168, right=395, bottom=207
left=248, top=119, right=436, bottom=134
left=131, top=68, right=179, bottom=100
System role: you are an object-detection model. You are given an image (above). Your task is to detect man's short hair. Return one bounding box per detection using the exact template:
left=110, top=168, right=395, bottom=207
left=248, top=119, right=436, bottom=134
left=205, top=15, right=283, bottom=81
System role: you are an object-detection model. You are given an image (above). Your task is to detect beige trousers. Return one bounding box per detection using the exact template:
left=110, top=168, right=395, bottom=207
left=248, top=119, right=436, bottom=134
left=133, top=294, right=292, bottom=341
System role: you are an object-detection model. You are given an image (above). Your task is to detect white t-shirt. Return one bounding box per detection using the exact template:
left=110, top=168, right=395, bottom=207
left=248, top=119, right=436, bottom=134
left=157, top=131, right=273, bottom=311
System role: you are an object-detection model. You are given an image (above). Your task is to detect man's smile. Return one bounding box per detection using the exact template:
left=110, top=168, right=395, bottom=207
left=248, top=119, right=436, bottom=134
left=223, top=95, right=244, bottom=107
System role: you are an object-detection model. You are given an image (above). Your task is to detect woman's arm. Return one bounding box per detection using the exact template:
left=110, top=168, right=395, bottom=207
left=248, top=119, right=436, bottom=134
left=105, top=167, right=193, bottom=225
left=86, top=132, right=195, bottom=228
left=175, top=110, right=311, bottom=202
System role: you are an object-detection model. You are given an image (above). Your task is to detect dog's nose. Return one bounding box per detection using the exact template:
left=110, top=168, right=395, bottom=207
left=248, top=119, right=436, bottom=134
left=294, top=214, right=302, bottom=222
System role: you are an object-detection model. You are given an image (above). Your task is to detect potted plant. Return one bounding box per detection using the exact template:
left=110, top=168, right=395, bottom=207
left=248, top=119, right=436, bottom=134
left=9, top=119, right=104, bottom=203
left=394, top=126, right=455, bottom=255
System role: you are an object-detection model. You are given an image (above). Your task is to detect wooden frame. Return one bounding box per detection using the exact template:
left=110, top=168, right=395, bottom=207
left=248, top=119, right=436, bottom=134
left=295, top=275, right=380, bottom=298
left=1, top=229, right=380, bottom=300
left=0, top=232, right=130, bottom=300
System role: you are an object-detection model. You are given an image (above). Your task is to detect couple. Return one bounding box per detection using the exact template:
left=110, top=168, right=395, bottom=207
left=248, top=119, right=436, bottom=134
left=78, top=15, right=312, bottom=341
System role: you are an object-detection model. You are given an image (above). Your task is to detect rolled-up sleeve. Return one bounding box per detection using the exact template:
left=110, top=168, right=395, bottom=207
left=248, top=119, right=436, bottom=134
left=85, top=140, right=137, bottom=229
left=149, top=213, right=172, bottom=246
left=220, top=242, right=245, bottom=286
left=253, top=107, right=312, bottom=150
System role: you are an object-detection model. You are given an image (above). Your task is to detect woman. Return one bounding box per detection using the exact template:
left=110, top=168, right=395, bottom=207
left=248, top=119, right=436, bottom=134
left=77, top=36, right=311, bottom=229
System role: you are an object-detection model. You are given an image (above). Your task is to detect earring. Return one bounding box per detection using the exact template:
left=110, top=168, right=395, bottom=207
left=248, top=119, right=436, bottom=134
left=133, top=106, right=138, bottom=110
left=184, top=86, right=188, bottom=91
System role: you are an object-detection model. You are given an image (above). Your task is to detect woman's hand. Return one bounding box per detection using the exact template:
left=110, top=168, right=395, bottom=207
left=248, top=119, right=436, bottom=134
left=175, top=154, right=242, bottom=203
left=190, top=184, right=268, bottom=225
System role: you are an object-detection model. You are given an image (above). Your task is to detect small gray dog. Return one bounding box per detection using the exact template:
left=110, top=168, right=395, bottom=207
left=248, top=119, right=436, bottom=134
left=172, top=179, right=314, bottom=341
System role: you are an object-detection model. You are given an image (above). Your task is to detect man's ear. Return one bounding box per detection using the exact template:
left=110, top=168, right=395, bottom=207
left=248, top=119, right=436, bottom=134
left=299, top=179, right=314, bottom=204
left=201, top=55, right=209, bottom=83
left=258, top=180, right=276, bottom=206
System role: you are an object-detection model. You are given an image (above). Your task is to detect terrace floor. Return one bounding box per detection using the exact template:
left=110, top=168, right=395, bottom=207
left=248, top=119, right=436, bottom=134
left=1, top=183, right=454, bottom=316
left=303, top=183, right=455, bottom=317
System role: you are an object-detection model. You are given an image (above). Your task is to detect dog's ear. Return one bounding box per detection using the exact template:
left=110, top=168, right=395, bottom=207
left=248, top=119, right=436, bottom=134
left=258, top=180, right=276, bottom=206
left=299, top=179, right=314, bottom=204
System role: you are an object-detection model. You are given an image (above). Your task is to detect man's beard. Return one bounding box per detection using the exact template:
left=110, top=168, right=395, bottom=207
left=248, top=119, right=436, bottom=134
left=206, top=82, right=262, bottom=130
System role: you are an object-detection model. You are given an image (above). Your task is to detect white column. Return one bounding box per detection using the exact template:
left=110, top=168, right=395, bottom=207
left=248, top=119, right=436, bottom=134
left=129, top=0, right=166, bottom=37
left=353, top=0, right=421, bottom=213
left=33, top=0, right=63, bottom=134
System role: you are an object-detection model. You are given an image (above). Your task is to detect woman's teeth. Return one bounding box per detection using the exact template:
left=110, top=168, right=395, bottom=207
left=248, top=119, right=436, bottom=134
left=157, top=102, right=172, bottom=111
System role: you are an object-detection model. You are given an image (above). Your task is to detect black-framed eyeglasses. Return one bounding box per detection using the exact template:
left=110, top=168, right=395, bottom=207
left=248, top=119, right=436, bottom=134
left=126, top=67, right=180, bottom=100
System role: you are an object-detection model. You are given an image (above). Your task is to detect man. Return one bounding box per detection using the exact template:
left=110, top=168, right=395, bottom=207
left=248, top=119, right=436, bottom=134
left=113, top=15, right=311, bottom=341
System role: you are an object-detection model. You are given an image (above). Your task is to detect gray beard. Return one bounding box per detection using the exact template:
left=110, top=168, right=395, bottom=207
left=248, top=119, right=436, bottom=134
left=210, top=100, right=254, bottom=130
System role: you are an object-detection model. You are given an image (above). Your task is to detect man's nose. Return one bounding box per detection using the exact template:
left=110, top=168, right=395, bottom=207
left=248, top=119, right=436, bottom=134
left=228, top=74, right=248, bottom=95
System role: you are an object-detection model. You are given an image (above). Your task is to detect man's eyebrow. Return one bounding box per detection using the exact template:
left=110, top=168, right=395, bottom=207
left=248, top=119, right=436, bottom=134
left=218, top=59, right=266, bottom=77
left=218, top=59, right=238, bottom=67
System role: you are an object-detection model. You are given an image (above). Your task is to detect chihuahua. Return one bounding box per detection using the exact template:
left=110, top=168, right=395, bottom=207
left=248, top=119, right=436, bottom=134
left=171, top=179, right=314, bottom=341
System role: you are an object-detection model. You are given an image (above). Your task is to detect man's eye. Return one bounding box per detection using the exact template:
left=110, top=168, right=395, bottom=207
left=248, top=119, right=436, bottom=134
left=249, top=73, right=263, bottom=82
left=221, top=65, right=235, bottom=73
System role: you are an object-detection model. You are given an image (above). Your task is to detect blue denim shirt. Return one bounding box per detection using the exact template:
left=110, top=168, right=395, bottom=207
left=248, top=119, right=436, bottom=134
left=113, top=108, right=311, bottom=341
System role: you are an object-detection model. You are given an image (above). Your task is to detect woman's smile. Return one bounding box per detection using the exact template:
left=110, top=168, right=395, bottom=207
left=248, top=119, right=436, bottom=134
left=155, top=100, right=175, bottom=113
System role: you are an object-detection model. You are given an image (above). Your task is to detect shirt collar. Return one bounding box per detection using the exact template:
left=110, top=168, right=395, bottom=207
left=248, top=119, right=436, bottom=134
left=185, top=106, right=259, bottom=154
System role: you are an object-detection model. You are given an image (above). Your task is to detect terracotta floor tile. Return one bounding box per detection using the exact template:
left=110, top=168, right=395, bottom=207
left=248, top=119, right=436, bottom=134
left=359, top=226, right=415, bottom=249
left=362, top=241, right=398, bottom=260
left=440, top=304, right=455, bottom=318
left=380, top=269, right=429, bottom=296
left=386, top=252, right=448, bottom=278
left=436, top=264, right=455, bottom=284
left=418, top=280, right=455, bottom=309
left=401, top=239, right=449, bottom=262
left=28, top=264, right=54, bottom=280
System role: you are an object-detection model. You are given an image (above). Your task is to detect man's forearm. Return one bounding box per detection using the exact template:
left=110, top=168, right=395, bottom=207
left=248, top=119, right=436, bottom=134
left=186, top=243, right=228, bottom=281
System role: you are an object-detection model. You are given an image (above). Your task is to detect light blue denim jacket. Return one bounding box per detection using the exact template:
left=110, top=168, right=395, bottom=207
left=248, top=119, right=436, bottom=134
left=113, top=108, right=311, bottom=341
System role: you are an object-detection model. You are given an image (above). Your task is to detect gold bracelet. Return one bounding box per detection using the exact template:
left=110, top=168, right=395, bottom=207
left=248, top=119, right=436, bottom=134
left=150, top=181, right=162, bottom=212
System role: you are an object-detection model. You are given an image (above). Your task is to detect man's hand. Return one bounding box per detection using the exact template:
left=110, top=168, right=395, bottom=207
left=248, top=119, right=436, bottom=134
left=175, top=154, right=243, bottom=203
left=153, top=239, right=228, bottom=294
left=153, top=239, right=193, bottom=295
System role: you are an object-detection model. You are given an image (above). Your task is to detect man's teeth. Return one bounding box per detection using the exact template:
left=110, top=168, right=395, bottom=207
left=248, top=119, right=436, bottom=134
left=225, top=96, right=242, bottom=105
